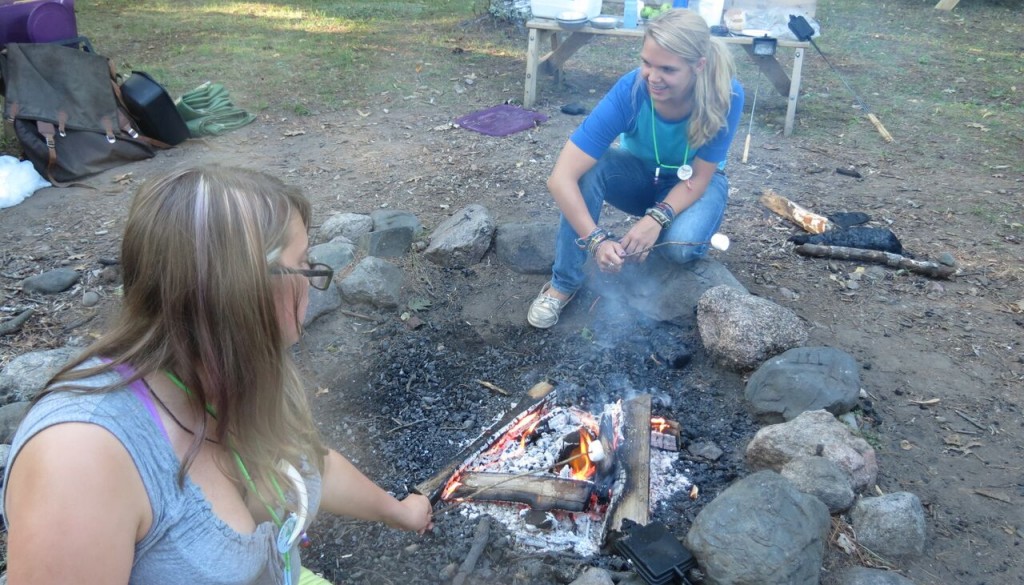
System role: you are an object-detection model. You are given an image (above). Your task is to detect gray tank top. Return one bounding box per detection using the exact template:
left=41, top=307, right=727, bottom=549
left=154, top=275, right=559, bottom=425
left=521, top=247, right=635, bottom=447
left=2, top=362, right=323, bottom=585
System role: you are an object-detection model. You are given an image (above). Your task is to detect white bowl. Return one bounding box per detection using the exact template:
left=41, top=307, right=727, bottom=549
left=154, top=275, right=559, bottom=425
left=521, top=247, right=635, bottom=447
left=589, top=15, right=619, bottom=29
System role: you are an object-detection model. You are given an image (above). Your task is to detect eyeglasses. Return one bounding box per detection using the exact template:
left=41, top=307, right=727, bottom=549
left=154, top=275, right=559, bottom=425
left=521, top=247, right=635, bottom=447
left=271, top=262, right=334, bottom=290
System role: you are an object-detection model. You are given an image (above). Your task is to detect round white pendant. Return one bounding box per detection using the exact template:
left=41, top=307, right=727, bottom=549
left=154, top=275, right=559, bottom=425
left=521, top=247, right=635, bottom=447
left=677, top=165, right=693, bottom=181
left=277, top=514, right=299, bottom=553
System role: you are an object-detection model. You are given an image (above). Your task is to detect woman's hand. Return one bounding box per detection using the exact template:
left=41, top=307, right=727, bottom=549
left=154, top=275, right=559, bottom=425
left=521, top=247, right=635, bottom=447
left=389, top=494, right=434, bottom=535
left=619, top=216, right=662, bottom=262
left=594, top=239, right=626, bottom=273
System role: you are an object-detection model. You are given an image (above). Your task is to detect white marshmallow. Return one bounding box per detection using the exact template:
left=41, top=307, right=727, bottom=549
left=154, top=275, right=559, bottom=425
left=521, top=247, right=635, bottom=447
left=710, top=233, right=730, bottom=251
left=587, top=440, right=606, bottom=462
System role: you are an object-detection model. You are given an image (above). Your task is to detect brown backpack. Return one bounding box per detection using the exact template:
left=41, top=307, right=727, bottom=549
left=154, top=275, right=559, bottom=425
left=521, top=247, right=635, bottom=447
left=1, top=41, right=157, bottom=185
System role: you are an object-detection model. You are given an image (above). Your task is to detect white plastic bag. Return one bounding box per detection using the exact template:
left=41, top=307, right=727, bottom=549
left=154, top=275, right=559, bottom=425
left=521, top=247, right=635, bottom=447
left=0, top=155, right=51, bottom=209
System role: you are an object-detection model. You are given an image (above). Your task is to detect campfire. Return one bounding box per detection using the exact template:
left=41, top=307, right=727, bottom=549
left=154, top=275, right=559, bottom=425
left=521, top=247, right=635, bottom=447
left=416, top=382, right=692, bottom=555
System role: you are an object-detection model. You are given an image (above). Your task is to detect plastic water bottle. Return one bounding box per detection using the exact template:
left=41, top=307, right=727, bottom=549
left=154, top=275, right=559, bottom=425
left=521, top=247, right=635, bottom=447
left=623, top=0, right=638, bottom=29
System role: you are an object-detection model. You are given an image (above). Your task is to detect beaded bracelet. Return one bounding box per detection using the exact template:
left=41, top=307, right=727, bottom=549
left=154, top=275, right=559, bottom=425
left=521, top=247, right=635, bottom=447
left=654, top=201, right=676, bottom=221
left=645, top=207, right=672, bottom=229
left=574, top=227, right=614, bottom=257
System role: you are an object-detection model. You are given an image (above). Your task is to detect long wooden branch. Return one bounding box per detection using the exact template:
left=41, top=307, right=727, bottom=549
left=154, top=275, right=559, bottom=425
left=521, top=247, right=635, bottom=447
left=794, top=244, right=957, bottom=279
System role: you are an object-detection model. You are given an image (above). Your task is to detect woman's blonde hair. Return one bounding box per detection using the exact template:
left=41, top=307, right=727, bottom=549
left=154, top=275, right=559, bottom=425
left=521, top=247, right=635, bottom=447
left=644, top=9, right=737, bottom=148
left=43, top=165, right=325, bottom=498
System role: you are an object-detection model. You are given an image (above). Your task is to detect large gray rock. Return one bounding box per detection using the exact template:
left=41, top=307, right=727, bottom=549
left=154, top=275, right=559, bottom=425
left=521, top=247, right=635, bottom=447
left=780, top=456, right=856, bottom=513
left=304, top=285, right=343, bottom=326
left=423, top=204, right=495, bottom=267
left=495, top=222, right=557, bottom=274
left=310, top=237, right=356, bottom=271
left=746, top=409, right=878, bottom=493
left=338, top=257, right=404, bottom=308
left=685, top=471, right=830, bottom=585
left=0, top=347, right=79, bottom=404
left=697, top=285, right=808, bottom=371
left=0, top=401, right=31, bottom=443
left=745, top=346, right=861, bottom=423
left=318, top=212, right=373, bottom=244
left=361, top=210, right=422, bottom=258
left=850, top=493, right=927, bottom=558
left=835, top=566, right=917, bottom=585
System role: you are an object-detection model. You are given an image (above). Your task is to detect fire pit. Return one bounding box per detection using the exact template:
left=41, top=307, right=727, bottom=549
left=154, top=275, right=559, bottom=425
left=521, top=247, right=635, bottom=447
left=415, top=382, right=694, bottom=556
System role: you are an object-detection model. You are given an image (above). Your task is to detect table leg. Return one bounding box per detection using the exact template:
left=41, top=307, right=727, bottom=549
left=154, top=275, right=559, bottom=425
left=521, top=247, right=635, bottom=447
left=524, top=27, right=542, bottom=108
left=784, top=47, right=804, bottom=137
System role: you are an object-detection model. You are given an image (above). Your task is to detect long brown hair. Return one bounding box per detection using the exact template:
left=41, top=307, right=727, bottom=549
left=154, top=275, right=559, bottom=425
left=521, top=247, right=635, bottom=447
left=42, top=165, right=326, bottom=496
left=644, top=9, right=737, bottom=148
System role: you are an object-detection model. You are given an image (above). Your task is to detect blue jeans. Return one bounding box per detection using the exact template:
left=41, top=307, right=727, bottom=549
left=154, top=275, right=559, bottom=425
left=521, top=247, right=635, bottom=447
left=550, top=148, right=729, bottom=296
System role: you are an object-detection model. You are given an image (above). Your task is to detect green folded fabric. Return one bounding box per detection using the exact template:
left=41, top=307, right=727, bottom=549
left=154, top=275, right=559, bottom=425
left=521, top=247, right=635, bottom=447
left=175, top=81, right=256, bottom=137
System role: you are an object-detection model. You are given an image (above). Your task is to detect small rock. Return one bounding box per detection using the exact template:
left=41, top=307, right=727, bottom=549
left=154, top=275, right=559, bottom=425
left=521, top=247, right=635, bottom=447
left=778, top=286, right=800, bottom=301
left=22, top=268, right=80, bottom=294
left=688, top=441, right=724, bottom=461
left=846, top=280, right=861, bottom=290
left=937, top=252, right=956, bottom=266
left=560, top=103, right=588, bottom=116
left=82, top=290, right=101, bottom=307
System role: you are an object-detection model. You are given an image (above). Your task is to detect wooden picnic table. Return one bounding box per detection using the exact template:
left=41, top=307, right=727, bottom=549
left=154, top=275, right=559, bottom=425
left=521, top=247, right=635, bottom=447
left=524, top=18, right=811, bottom=136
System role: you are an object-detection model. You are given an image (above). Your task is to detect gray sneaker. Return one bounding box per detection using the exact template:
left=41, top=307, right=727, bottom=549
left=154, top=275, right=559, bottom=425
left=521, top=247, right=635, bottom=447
left=527, top=282, right=574, bottom=329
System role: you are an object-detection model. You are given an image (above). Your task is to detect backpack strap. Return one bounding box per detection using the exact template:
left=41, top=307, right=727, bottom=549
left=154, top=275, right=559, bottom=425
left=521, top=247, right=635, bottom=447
left=35, top=120, right=68, bottom=186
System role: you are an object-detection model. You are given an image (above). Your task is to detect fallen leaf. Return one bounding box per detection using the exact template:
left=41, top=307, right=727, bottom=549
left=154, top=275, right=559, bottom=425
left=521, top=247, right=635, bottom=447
left=282, top=129, right=306, bottom=137
left=900, top=440, right=913, bottom=450
left=357, top=110, right=370, bottom=117
left=835, top=533, right=857, bottom=555
left=315, top=387, right=329, bottom=396
left=965, top=122, right=989, bottom=132
left=971, top=488, right=1012, bottom=504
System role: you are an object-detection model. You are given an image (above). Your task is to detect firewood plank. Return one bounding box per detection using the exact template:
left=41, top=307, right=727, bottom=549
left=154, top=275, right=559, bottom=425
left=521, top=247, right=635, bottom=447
left=450, top=472, right=594, bottom=512
left=608, top=394, right=652, bottom=533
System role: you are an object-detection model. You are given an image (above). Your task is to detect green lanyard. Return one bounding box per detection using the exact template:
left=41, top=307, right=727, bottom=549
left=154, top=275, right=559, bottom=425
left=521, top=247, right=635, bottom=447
left=164, top=371, right=299, bottom=584
left=650, top=97, right=689, bottom=170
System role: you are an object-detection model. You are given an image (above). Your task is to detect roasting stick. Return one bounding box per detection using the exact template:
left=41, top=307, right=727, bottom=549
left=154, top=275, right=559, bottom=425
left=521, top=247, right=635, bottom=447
left=618, top=233, right=730, bottom=258
left=741, top=69, right=761, bottom=164
left=432, top=442, right=606, bottom=517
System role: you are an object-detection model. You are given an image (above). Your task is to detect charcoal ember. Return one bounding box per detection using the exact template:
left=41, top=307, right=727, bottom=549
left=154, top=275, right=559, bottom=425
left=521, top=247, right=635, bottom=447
left=789, top=226, right=904, bottom=255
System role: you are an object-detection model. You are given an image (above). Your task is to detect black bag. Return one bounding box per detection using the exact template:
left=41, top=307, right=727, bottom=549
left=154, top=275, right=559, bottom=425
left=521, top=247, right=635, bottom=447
left=0, top=41, right=156, bottom=184
left=120, top=71, right=189, bottom=146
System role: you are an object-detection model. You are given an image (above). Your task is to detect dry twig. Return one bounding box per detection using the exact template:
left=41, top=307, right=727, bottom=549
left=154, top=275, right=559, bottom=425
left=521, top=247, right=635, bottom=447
left=452, top=517, right=490, bottom=585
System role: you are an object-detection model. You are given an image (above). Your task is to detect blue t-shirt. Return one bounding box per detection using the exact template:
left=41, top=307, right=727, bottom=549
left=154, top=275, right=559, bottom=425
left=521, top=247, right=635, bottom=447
left=570, top=69, right=745, bottom=171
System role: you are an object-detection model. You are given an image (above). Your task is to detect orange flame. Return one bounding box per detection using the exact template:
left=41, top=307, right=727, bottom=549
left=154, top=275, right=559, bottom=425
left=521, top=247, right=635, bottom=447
left=651, top=417, right=669, bottom=433
left=568, top=430, right=596, bottom=480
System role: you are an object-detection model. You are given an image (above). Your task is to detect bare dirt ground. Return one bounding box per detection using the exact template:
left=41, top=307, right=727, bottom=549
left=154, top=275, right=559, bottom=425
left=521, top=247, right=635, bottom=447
left=3, top=6, right=1024, bottom=585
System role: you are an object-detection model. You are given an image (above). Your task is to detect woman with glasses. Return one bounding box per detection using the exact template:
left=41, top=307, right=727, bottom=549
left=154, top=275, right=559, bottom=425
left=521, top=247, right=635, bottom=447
left=527, top=9, right=744, bottom=329
left=3, top=166, right=433, bottom=584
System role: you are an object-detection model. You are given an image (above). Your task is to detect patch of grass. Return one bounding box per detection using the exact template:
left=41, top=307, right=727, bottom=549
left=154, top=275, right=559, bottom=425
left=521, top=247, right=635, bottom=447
left=77, top=0, right=491, bottom=112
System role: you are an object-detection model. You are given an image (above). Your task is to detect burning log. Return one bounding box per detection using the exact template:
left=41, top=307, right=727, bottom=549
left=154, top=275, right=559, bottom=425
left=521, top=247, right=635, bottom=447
left=414, top=381, right=556, bottom=505
left=448, top=472, right=595, bottom=512
left=607, top=394, right=652, bottom=534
